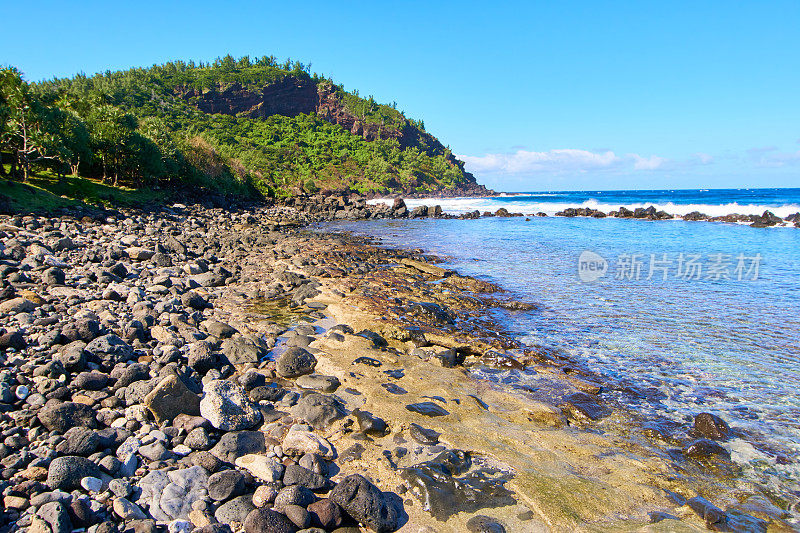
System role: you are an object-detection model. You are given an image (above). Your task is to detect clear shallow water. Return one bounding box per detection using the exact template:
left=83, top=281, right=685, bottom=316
left=326, top=211, right=800, bottom=499
left=371, top=187, right=800, bottom=218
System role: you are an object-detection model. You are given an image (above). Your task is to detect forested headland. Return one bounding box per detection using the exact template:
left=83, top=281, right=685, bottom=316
left=0, top=55, right=484, bottom=208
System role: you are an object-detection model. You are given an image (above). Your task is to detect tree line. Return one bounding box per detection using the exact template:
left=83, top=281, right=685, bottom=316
left=0, top=55, right=470, bottom=196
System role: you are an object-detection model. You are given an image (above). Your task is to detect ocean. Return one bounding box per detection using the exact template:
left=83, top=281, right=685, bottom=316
left=392, top=187, right=800, bottom=218
left=328, top=188, right=800, bottom=505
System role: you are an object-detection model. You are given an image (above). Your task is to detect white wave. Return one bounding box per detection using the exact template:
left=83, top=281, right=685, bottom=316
left=368, top=197, right=800, bottom=218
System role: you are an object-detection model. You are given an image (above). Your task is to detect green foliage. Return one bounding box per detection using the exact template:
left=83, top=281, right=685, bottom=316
left=0, top=55, right=471, bottom=197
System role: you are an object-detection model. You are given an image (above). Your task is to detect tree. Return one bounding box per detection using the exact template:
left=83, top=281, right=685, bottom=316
left=0, top=68, right=64, bottom=181
left=87, top=104, right=137, bottom=184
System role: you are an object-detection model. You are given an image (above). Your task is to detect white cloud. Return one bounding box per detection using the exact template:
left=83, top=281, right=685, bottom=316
left=746, top=146, right=800, bottom=167
left=458, top=148, right=669, bottom=175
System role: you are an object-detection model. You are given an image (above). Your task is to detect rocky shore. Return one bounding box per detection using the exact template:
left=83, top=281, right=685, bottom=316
left=0, top=198, right=796, bottom=533
left=278, top=192, right=800, bottom=228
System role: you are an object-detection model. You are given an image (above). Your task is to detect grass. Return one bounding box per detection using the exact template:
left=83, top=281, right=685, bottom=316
left=0, top=166, right=169, bottom=214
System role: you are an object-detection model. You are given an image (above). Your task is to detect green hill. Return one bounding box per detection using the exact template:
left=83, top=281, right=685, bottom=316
left=0, top=55, right=487, bottom=199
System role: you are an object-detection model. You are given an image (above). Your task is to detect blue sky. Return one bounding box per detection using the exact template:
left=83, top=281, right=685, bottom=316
left=2, top=1, right=799, bottom=191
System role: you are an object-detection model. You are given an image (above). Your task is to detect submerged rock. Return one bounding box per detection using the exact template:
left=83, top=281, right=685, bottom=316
left=405, top=401, right=449, bottom=417
left=694, top=412, right=731, bottom=440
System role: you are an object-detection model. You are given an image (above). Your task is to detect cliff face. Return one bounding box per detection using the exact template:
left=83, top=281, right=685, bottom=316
left=176, top=77, right=481, bottom=187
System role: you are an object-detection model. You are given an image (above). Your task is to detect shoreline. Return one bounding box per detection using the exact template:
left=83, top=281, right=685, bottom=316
left=0, top=202, right=795, bottom=532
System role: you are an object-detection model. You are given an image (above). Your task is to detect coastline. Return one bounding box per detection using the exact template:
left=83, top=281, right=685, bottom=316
left=0, top=201, right=795, bottom=533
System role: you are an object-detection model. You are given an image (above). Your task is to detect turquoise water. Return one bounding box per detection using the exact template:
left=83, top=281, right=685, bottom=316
left=326, top=212, right=800, bottom=500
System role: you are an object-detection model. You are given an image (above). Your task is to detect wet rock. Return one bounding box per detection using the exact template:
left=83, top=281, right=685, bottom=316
left=466, top=515, right=506, bottom=533
left=291, top=392, right=345, bottom=429
left=407, top=301, right=456, bottom=326
left=694, top=412, right=731, bottom=440
left=276, top=347, right=317, bottom=378
left=381, top=383, right=407, bottom=395
left=243, top=508, right=297, bottom=533
left=200, top=379, right=262, bottom=431
left=353, top=356, right=382, bottom=367
left=561, top=392, right=610, bottom=421
left=409, top=423, right=440, bottom=445
left=687, top=496, right=728, bottom=530
left=329, top=474, right=399, bottom=533
left=405, top=402, right=449, bottom=417
left=683, top=439, right=731, bottom=461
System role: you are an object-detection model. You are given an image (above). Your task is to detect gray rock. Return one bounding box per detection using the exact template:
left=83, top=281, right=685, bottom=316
left=282, top=464, right=333, bottom=492
left=204, top=320, right=237, bottom=339
left=47, top=456, right=101, bottom=490
left=276, top=347, right=317, bottom=378
left=466, top=515, right=506, bottom=533
left=200, top=380, right=262, bottom=431
left=290, top=393, right=345, bottom=429
left=188, top=341, right=218, bottom=374
left=43, top=267, right=66, bottom=286
left=221, top=334, right=268, bottom=365
left=329, top=474, right=399, bottom=533
left=185, top=427, right=212, bottom=450
left=274, top=485, right=315, bottom=508
left=58, top=340, right=88, bottom=371
left=37, top=501, right=72, bottom=533
left=243, top=508, right=297, bottom=533
left=295, top=374, right=340, bottom=393
left=56, top=427, right=100, bottom=456
left=282, top=504, right=310, bottom=529
left=139, top=440, right=170, bottom=461
left=139, top=466, right=209, bottom=521
left=73, top=370, right=108, bottom=390
left=214, top=494, right=255, bottom=524
left=208, top=470, right=246, bottom=501
left=86, top=334, right=134, bottom=363
left=209, top=431, right=267, bottom=464
left=144, top=374, right=201, bottom=424
left=39, top=401, right=97, bottom=433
